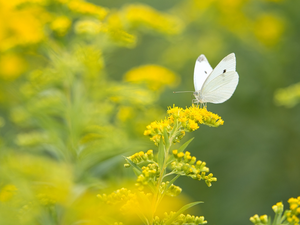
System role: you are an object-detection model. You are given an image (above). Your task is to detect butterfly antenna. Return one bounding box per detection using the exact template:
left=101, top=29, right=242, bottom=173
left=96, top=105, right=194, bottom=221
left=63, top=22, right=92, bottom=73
left=173, top=91, right=194, bottom=93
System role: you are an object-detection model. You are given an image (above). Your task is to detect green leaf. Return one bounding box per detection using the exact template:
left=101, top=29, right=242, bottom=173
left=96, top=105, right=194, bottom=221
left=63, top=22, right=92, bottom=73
left=124, top=156, right=142, bottom=176
left=165, top=201, right=203, bottom=225
left=157, top=136, right=165, bottom=169
left=177, top=137, right=194, bottom=153
left=163, top=127, right=170, bottom=150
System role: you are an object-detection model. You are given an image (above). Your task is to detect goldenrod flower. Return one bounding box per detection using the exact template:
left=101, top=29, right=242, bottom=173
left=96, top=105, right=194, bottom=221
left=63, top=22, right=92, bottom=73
left=272, top=201, right=284, bottom=213
left=144, top=105, right=224, bottom=145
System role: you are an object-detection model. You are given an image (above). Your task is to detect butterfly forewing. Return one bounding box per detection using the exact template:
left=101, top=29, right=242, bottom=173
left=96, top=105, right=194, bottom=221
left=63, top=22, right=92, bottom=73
left=201, top=71, right=239, bottom=104
left=202, top=53, right=236, bottom=87
left=194, top=55, right=213, bottom=91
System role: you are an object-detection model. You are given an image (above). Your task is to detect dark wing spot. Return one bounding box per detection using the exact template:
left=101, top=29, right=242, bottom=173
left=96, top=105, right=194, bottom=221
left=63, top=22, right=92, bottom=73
left=205, top=71, right=207, bottom=74
left=223, top=69, right=226, bottom=73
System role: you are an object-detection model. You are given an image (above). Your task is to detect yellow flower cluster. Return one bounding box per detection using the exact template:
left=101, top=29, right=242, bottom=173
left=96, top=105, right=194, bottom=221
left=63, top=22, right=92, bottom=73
left=144, top=105, right=224, bottom=145
left=136, top=163, right=160, bottom=189
left=159, top=182, right=182, bottom=197
left=153, top=212, right=207, bottom=225
left=97, top=188, right=133, bottom=205
left=274, top=82, right=300, bottom=108
left=251, top=197, right=300, bottom=225
left=287, top=197, right=300, bottom=225
left=175, top=213, right=207, bottom=225
left=272, top=201, right=284, bottom=213
left=123, top=4, right=183, bottom=35
left=171, top=150, right=217, bottom=187
left=249, top=214, right=269, bottom=225
left=98, top=188, right=152, bottom=221
left=124, top=65, right=179, bottom=91
left=124, top=150, right=154, bottom=167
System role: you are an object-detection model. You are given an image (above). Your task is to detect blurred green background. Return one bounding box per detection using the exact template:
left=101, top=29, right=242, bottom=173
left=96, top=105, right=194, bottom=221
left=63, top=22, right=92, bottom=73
left=1, top=0, right=300, bottom=224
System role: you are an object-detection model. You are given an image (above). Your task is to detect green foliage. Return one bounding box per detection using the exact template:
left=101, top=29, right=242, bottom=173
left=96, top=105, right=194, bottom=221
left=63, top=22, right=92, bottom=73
left=1, top=0, right=300, bottom=225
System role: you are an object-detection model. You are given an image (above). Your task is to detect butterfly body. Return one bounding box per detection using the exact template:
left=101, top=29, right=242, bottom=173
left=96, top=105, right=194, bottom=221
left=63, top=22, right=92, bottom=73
left=192, top=53, right=239, bottom=105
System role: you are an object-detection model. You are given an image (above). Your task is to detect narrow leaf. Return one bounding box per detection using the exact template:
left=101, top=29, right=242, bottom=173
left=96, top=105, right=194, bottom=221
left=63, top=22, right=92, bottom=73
left=124, top=156, right=142, bottom=176
left=157, top=136, right=165, bottom=169
left=165, top=201, right=203, bottom=225
left=177, top=137, right=194, bottom=153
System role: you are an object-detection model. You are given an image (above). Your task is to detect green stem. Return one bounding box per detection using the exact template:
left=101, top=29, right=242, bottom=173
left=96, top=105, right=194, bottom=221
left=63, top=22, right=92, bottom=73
left=150, top=120, right=180, bottom=224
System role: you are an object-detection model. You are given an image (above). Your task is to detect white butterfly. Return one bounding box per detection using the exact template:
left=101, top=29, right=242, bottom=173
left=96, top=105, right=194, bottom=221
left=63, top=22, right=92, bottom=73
left=176, top=53, right=239, bottom=107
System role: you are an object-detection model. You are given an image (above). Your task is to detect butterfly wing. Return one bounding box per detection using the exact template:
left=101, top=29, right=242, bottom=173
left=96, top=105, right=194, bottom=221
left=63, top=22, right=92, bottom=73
left=203, top=53, right=236, bottom=86
left=200, top=71, right=239, bottom=103
left=194, top=54, right=213, bottom=92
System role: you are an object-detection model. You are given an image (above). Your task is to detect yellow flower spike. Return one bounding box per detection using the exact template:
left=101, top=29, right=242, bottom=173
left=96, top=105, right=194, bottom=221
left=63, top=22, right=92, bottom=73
left=273, top=202, right=284, bottom=213
left=289, top=198, right=299, bottom=204
left=190, top=156, right=197, bottom=165
left=143, top=130, right=151, bottom=136
left=172, top=149, right=178, bottom=156
left=196, top=160, right=202, bottom=166
left=177, top=152, right=184, bottom=159
left=145, top=105, right=223, bottom=143
left=250, top=214, right=260, bottom=224
left=146, top=149, right=154, bottom=160
left=260, top=215, right=268, bottom=224
left=290, top=204, right=298, bottom=210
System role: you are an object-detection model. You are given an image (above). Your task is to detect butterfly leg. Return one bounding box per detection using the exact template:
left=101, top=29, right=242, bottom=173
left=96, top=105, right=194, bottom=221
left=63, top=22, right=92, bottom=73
left=192, top=99, right=199, bottom=107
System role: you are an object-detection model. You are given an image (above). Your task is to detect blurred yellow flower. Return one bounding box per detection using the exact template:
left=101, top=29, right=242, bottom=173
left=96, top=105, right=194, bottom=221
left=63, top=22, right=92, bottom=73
left=274, top=82, right=300, bottom=107
left=0, top=184, right=17, bottom=202
left=67, top=0, right=108, bottom=20
left=50, top=16, right=72, bottom=36
left=123, top=4, right=183, bottom=35
left=4, top=154, right=73, bottom=204
left=74, top=20, right=102, bottom=35
left=0, top=2, right=47, bottom=50
left=0, top=53, right=27, bottom=80
left=117, top=106, right=134, bottom=122
left=124, top=65, right=179, bottom=91
left=254, top=14, right=284, bottom=47
left=110, top=84, right=156, bottom=105
left=218, top=0, right=246, bottom=10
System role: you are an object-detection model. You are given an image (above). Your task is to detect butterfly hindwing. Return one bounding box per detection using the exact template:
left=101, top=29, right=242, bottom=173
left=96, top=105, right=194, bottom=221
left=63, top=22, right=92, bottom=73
left=200, top=71, right=239, bottom=104
left=194, top=54, right=213, bottom=92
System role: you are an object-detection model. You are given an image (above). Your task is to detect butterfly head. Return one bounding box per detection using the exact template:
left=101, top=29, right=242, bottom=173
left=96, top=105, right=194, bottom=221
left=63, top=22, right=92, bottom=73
left=193, top=91, right=204, bottom=104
